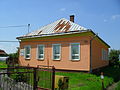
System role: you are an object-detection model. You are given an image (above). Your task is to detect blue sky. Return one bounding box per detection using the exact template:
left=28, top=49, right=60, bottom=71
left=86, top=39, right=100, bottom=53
left=0, top=0, right=120, bottom=53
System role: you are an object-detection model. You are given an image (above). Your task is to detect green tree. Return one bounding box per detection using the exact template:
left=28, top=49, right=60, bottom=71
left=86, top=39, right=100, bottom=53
left=109, top=49, right=120, bottom=67
left=7, top=50, right=19, bottom=66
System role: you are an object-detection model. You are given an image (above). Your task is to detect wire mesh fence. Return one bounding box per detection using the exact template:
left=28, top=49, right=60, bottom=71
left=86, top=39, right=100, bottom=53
left=0, top=66, right=55, bottom=90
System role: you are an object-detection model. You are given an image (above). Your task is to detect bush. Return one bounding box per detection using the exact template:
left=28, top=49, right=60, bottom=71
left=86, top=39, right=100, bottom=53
left=115, top=81, right=120, bottom=90
left=109, top=49, right=120, bottom=67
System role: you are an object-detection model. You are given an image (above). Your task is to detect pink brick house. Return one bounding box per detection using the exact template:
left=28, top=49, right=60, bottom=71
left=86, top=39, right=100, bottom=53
left=17, top=15, right=110, bottom=72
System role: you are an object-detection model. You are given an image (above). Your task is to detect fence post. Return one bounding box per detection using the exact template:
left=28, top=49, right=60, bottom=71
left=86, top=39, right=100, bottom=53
left=101, top=72, right=104, bottom=90
left=33, top=68, right=37, bottom=90
left=52, top=66, right=55, bottom=90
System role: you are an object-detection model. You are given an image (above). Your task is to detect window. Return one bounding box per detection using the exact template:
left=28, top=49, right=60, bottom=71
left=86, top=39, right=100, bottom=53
left=70, top=43, right=80, bottom=60
left=37, top=45, right=44, bottom=60
left=53, top=44, right=61, bottom=60
left=24, top=45, right=31, bottom=59
left=102, top=49, right=108, bottom=60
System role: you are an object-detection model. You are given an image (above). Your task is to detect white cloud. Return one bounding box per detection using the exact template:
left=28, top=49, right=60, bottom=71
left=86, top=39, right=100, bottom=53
left=60, top=8, right=66, bottom=12
left=103, top=19, right=107, bottom=22
left=111, top=15, right=120, bottom=20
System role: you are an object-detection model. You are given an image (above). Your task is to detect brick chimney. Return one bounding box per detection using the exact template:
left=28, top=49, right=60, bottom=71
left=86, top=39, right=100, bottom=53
left=70, top=15, right=74, bottom=23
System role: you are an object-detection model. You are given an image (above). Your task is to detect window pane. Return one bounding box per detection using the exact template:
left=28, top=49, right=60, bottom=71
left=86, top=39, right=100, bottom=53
left=53, top=44, right=60, bottom=60
left=71, top=44, right=79, bottom=54
left=71, top=43, right=80, bottom=60
left=25, top=46, right=30, bottom=59
left=38, top=45, right=44, bottom=54
left=38, top=45, right=44, bottom=59
left=26, top=47, right=30, bottom=54
left=54, top=56, right=60, bottom=59
left=38, top=55, right=43, bottom=59
left=72, top=56, right=79, bottom=59
left=26, top=54, right=30, bottom=58
left=53, top=45, right=60, bottom=54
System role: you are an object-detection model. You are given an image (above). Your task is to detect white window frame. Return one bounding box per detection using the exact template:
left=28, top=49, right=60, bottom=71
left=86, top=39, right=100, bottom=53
left=24, top=45, right=31, bottom=59
left=52, top=44, right=61, bottom=60
left=37, top=45, right=45, bottom=60
left=102, top=48, right=108, bottom=60
left=70, top=43, right=80, bottom=61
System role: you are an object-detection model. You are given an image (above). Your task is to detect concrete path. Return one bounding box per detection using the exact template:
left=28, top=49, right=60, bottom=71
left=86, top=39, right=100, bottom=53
left=106, top=82, right=118, bottom=90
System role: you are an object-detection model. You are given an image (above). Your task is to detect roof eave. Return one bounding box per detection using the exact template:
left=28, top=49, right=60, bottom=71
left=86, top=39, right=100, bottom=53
left=16, top=30, right=88, bottom=40
left=89, top=30, right=110, bottom=48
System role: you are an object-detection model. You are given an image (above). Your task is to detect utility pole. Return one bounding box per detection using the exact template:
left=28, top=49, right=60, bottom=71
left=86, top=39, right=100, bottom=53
left=28, top=24, right=30, bottom=33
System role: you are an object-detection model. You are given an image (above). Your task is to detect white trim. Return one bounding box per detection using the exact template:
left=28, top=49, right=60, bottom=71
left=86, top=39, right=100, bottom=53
left=102, top=48, right=108, bottom=60
left=24, top=45, right=31, bottom=59
left=52, top=44, right=61, bottom=60
left=37, top=44, right=45, bottom=60
left=70, top=43, right=80, bottom=61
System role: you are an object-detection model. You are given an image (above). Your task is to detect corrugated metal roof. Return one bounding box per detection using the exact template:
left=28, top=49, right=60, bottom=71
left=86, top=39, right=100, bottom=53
left=0, top=49, right=7, bottom=55
left=24, top=18, right=87, bottom=37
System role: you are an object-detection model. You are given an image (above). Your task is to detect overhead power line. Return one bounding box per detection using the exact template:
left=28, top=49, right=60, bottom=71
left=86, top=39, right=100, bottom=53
left=0, top=24, right=31, bottom=34
left=0, top=40, right=19, bottom=42
left=0, top=25, right=28, bottom=28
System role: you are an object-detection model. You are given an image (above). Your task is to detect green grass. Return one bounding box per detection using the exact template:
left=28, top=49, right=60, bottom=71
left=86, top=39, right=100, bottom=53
left=37, top=70, right=52, bottom=89
left=55, top=66, right=120, bottom=90
left=0, top=61, right=7, bottom=68
left=94, top=66, right=120, bottom=82
left=0, top=64, right=119, bottom=90
left=56, top=71, right=113, bottom=90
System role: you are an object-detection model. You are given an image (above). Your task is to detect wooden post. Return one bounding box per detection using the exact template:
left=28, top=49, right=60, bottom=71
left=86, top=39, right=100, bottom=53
left=101, top=72, right=104, bottom=90
left=52, top=66, right=55, bottom=90
left=33, top=68, right=37, bottom=90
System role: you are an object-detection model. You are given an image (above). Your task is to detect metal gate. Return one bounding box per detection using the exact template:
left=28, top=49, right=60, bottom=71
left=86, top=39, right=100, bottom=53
left=0, top=66, right=55, bottom=90
left=36, top=65, right=55, bottom=90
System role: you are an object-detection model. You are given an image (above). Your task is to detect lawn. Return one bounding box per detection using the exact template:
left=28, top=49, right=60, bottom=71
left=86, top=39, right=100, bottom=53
left=56, top=71, right=113, bottom=90
left=56, top=66, right=120, bottom=90
left=94, top=66, right=120, bottom=82
left=0, top=63, right=119, bottom=90
left=0, top=61, right=7, bottom=68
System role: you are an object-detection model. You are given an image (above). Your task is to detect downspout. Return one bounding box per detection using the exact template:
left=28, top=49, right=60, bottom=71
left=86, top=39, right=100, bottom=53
left=89, top=32, right=98, bottom=73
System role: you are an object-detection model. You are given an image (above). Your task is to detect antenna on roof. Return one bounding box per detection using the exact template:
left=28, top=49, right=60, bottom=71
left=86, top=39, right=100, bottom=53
left=28, top=24, right=30, bottom=33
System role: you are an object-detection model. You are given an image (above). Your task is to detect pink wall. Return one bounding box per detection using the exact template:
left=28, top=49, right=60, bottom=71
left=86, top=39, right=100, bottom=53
left=19, top=35, right=109, bottom=71
left=19, top=36, right=90, bottom=71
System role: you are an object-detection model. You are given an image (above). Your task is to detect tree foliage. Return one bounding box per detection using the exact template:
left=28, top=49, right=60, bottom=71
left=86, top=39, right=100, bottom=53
left=7, top=50, right=19, bottom=65
left=109, top=49, right=120, bottom=67
left=9, top=50, right=19, bottom=59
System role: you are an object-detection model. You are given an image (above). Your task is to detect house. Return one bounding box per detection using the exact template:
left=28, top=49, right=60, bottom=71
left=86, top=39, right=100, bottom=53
left=0, top=49, right=7, bottom=55
left=17, top=15, right=110, bottom=72
left=0, top=49, right=8, bottom=61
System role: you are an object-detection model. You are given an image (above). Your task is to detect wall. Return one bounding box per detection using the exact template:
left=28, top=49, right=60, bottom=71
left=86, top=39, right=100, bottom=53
left=19, top=35, right=90, bottom=71
left=91, top=39, right=109, bottom=70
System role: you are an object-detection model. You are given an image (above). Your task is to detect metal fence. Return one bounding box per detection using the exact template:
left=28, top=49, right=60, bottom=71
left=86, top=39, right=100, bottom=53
left=0, top=66, right=55, bottom=90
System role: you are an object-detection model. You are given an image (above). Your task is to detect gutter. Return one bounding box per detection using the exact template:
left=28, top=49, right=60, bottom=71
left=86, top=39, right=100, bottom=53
left=89, top=32, right=98, bottom=73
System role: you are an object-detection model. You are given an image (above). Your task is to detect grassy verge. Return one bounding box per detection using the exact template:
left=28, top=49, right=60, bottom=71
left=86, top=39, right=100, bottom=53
left=0, top=64, right=119, bottom=90
left=56, top=71, right=113, bottom=90
left=0, top=61, right=7, bottom=68
left=94, top=66, right=120, bottom=82
left=55, top=66, right=120, bottom=90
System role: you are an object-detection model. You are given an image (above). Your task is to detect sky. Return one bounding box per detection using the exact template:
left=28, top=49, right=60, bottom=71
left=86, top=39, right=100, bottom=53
left=0, top=0, right=120, bottom=53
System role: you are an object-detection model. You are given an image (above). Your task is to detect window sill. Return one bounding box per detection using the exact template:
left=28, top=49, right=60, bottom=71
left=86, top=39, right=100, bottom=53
left=71, top=60, right=80, bottom=62
left=37, top=59, right=44, bottom=61
left=53, top=59, right=61, bottom=61
left=25, top=58, right=30, bottom=60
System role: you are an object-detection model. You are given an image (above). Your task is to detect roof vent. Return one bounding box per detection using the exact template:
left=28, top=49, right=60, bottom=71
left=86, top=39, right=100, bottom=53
left=70, top=15, right=74, bottom=23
